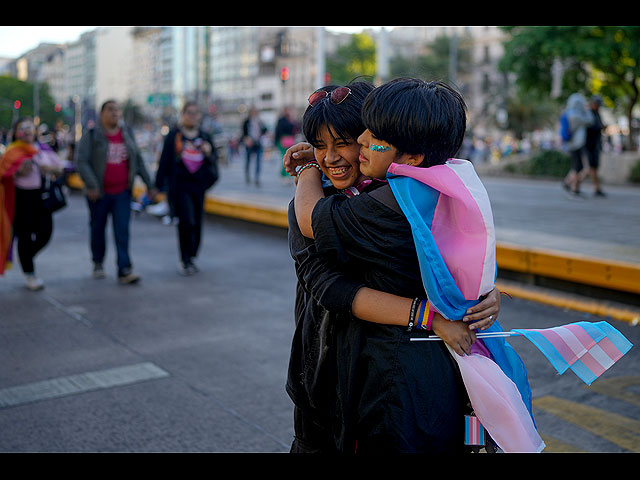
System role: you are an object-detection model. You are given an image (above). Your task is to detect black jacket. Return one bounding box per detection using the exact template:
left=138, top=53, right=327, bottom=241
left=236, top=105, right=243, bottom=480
left=155, top=128, right=218, bottom=194
left=286, top=190, right=364, bottom=432
left=310, top=183, right=469, bottom=454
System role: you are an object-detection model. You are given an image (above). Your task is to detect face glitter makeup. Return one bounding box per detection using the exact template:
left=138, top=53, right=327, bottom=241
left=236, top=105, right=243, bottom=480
left=371, top=144, right=391, bottom=152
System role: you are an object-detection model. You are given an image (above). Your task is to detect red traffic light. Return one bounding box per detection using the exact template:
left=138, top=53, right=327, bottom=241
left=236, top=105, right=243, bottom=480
left=13, top=100, right=21, bottom=109
left=280, top=66, right=290, bottom=82
left=54, top=103, right=61, bottom=112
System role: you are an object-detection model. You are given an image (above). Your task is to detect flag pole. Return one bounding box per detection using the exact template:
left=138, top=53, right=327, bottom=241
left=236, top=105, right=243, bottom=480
left=410, top=331, right=522, bottom=341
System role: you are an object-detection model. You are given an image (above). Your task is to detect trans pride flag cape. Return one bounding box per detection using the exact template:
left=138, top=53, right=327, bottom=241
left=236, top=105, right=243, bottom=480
left=387, top=159, right=544, bottom=452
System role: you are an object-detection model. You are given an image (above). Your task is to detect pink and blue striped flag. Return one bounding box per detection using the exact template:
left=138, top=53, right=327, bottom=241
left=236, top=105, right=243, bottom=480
left=512, top=321, right=633, bottom=385
left=387, top=160, right=533, bottom=410
left=388, top=159, right=543, bottom=452
left=465, top=415, right=485, bottom=446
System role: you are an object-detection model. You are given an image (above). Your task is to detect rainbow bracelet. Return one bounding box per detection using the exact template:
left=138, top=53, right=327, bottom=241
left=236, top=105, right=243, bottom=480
left=415, top=299, right=434, bottom=330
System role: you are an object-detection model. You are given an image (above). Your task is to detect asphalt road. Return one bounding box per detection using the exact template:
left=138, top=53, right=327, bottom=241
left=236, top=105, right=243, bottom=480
left=0, top=191, right=638, bottom=453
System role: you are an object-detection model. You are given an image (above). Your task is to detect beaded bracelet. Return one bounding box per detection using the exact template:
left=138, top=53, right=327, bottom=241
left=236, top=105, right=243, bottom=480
left=407, top=297, right=420, bottom=332
left=296, top=161, right=322, bottom=176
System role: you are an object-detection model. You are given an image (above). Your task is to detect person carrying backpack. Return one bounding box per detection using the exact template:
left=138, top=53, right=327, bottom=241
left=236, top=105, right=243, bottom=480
left=560, top=93, right=594, bottom=197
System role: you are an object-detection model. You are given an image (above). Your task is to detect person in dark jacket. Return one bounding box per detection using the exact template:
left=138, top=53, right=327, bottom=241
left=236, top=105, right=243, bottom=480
left=284, top=81, right=502, bottom=453
left=242, top=107, right=267, bottom=186
left=584, top=95, right=606, bottom=197
left=76, top=100, right=157, bottom=284
left=155, top=101, right=219, bottom=275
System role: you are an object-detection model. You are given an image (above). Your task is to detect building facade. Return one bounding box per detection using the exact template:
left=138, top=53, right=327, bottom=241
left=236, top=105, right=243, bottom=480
left=5, top=26, right=511, bottom=138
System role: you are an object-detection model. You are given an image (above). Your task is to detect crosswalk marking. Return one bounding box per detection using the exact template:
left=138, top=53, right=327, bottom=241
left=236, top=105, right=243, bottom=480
left=534, top=393, right=640, bottom=453
left=0, top=363, right=169, bottom=409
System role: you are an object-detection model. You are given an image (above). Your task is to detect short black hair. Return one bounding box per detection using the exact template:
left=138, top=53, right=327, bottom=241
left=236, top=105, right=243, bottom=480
left=302, top=80, right=375, bottom=148
left=361, top=78, right=467, bottom=167
left=100, top=99, right=118, bottom=112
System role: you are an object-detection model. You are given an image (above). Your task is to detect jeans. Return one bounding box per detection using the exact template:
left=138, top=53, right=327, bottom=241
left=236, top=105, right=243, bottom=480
left=87, top=190, right=132, bottom=275
left=244, top=145, right=262, bottom=182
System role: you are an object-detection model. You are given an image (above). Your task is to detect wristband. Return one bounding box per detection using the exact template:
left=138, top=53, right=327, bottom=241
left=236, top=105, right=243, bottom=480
left=407, top=297, right=420, bottom=332
left=425, top=309, right=434, bottom=331
left=415, top=299, right=428, bottom=329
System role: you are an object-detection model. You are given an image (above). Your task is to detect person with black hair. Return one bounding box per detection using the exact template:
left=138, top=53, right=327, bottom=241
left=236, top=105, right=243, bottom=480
left=292, top=78, right=535, bottom=453
left=285, top=79, right=502, bottom=454
left=584, top=95, right=606, bottom=197
left=1, top=117, right=65, bottom=290
left=155, top=101, right=218, bottom=275
left=241, top=107, right=267, bottom=186
left=76, top=100, right=157, bottom=284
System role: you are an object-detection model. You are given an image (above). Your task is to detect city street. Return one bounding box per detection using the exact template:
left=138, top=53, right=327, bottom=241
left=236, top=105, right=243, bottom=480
left=0, top=160, right=639, bottom=453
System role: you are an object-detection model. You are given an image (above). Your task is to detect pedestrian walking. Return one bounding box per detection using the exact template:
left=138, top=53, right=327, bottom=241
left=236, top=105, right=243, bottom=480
left=75, top=100, right=157, bottom=284
left=584, top=95, right=606, bottom=197
left=155, top=101, right=219, bottom=275
left=284, top=80, right=511, bottom=454
left=274, top=106, right=298, bottom=182
left=561, top=93, right=594, bottom=197
left=241, top=107, right=267, bottom=186
left=0, top=117, right=65, bottom=290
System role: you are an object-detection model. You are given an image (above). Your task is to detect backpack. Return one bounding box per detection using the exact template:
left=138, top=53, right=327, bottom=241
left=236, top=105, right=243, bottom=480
left=560, top=112, right=572, bottom=142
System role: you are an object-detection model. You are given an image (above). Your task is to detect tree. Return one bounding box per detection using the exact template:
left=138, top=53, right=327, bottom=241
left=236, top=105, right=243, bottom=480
left=325, top=33, right=376, bottom=86
left=391, top=34, right=472, bottom=84
left=0, top=75, right=63, bottom=130
left=499, top=26, right=640, bottom=149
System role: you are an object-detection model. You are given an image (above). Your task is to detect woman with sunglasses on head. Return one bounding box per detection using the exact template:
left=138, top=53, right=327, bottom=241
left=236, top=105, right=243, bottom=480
left=0, top=117, right=65, bottom=289
left=284, top=81, right=501, bottom=453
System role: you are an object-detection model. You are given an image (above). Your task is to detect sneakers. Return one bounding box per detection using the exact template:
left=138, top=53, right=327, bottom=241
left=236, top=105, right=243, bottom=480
left=178, top=260, right=199, bottom=276
left=25, top=274, right=44, bottom=291
left=93, top=263, right=106, bottom=279
left=118, top=268, right=141, bottom=284
left=594, top=190, right=607, bottom=197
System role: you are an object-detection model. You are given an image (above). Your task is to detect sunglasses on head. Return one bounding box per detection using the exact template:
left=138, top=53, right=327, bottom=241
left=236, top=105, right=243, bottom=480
left=308, top=87, right=352, bottom=107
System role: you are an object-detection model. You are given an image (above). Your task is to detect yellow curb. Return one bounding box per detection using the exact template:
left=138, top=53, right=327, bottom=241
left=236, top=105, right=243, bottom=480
left=497, top=243, right=640, bottom=295
left=204, top=196, right=288, bottom=229
left=495, top=280, right=640, bottom=326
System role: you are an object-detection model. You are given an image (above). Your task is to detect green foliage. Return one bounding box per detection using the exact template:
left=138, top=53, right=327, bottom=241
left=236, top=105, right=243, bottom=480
left=499, top=26, right=640, bottom=148
left=506, top=90, right=561, bottom=139
left=504, top=150, right=572, bottom=178
left=629, top=158, right=640, bottom=183
left=0, top=75, right=62, bottom=129
left=325, top=33, right=377, bottom=86
left=390, top=34, right=472, bottom=82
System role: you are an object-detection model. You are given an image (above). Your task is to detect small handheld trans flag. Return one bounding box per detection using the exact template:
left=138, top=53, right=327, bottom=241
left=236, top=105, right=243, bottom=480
left=465, top=415, right=485, bottom=446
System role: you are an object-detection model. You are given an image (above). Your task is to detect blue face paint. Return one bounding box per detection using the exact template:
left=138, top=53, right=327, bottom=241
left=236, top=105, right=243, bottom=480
left=371, top=144, right=391, bottom=152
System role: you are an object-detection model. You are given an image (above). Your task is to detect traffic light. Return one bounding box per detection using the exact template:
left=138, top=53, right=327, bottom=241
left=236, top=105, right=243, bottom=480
left=280, top=66, right=290, bottom=83
left=13, top=100, right=21, bottom=109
